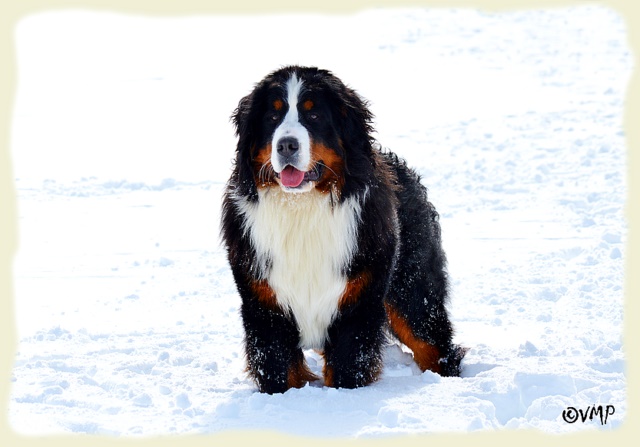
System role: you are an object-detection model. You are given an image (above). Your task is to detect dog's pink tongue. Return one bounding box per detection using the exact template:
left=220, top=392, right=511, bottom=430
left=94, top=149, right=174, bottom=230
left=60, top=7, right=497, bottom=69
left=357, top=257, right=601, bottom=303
left=280, top=166, right=305, bottom=187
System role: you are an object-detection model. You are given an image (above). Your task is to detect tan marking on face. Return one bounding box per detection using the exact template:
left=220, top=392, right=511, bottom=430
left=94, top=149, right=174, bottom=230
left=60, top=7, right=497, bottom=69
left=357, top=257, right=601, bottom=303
left=311, top=142, right=345, bottom=196
left=252, top=143, right=277, bottom=188
left=273, top=99, right=284, bottom=111
left=303, top=99, right=314, bottom=111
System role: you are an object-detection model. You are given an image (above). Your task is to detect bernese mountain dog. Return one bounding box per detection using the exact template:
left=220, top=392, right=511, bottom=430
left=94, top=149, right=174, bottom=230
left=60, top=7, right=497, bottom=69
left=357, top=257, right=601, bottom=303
left=221, top=66, right=465, bottom=394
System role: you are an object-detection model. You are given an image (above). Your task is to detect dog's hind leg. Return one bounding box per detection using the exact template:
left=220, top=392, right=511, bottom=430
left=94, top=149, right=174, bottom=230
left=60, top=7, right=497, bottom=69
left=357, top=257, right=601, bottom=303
left=382, top=152, right=466, bottom=376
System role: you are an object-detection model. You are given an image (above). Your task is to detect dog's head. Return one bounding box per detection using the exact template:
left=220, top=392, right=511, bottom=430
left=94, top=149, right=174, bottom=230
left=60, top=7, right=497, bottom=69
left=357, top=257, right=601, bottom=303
left=231, top=66, right=376, bottom=200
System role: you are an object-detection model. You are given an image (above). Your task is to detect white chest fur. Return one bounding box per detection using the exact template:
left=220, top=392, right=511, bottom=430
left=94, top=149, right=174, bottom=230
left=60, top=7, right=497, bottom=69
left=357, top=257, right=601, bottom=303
left=234, top=188, right=362, bottom=349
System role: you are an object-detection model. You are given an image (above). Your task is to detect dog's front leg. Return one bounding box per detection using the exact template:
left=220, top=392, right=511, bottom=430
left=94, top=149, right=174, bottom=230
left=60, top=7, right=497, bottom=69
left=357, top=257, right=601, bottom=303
left=322, top=271, right=388, bottom=389
left=240, top=282, right=317, bottom=394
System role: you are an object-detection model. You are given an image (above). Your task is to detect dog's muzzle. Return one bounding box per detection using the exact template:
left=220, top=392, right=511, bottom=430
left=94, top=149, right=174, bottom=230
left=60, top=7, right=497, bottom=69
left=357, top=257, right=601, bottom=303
left=276, top=136, right=300, bottom=167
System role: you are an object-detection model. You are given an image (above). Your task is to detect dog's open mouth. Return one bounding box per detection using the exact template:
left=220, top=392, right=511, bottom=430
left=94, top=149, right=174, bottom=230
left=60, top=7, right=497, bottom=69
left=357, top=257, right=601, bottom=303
left=276, top=163, right=324, bottom=188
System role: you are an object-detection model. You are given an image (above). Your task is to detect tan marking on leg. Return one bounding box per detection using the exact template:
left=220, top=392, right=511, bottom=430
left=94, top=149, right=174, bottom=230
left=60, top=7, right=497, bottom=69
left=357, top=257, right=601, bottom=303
left=338, top=271, right=372, bottom=309
left=384, top=303, right=442, bottom=373
left=287, top=357, right=318, bottom=389
left=249, top=279, right=279, bottom=309
left=323, top=363, right=334, bottom=388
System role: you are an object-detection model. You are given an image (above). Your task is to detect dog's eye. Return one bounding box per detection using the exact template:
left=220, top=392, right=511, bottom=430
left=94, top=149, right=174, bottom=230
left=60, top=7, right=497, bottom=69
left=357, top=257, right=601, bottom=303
left=308, top=112, right=319, bottom=121
left=268, top=113, right=279, bottom=122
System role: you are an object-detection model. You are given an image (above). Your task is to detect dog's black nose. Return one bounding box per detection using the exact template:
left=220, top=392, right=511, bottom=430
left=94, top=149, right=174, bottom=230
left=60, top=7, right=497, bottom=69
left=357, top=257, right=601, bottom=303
left=276, top=137, right=299, bottom=157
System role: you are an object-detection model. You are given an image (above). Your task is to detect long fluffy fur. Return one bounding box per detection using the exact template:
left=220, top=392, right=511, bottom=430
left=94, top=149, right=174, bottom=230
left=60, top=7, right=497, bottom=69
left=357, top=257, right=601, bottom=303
left=221, top=66, right=465, bottom=393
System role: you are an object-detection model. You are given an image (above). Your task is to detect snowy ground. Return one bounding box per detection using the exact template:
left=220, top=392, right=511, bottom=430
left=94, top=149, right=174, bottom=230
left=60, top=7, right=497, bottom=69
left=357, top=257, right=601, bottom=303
left=8, top=6, right=632, bottom=437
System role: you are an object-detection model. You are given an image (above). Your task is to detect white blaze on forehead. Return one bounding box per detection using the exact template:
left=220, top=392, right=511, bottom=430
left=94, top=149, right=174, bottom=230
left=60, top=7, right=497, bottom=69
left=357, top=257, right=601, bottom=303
left=285, top=73, right=304, bottom=117
left=271, top=73, right=312, bottom=174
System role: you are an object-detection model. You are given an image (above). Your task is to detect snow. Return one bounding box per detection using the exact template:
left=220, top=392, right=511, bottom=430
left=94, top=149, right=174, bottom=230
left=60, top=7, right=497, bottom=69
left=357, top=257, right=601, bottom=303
left=8, top=5, right=631, bottom=438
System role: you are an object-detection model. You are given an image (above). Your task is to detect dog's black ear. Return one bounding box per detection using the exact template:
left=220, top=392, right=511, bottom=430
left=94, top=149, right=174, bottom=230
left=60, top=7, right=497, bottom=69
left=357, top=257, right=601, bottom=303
left=342, top=91, right=374, bottom=142
left=337, top=84, right=375, bottom=154
left=231, top=94, right=252, bottom=140
left=335, top=85, right=377, bottom=190
left=230, top=92, right=260, bottom=200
